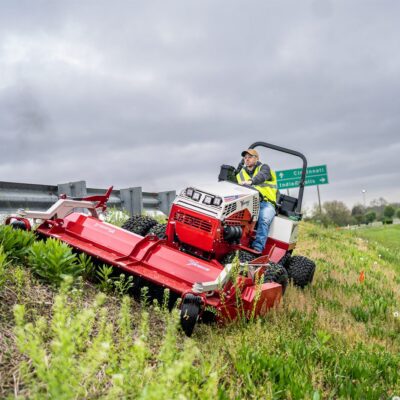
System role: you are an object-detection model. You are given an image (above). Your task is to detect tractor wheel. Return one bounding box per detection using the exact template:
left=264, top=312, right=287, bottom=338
left=263, top=262, right=289, bottom=294
left=286, top=255, right=316, bottom=288
left=121, top=215, right=158, bottom=236
left=11, top=220, right=28, bottom=230
left=180, top=294, right=201, bottom=337
left=147, top=222, right=167, bottom=239
left=220, top=250, right=257, bottom=265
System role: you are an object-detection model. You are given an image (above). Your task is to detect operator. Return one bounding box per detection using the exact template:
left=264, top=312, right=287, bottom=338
left=236, top=149, right=278, bottom=253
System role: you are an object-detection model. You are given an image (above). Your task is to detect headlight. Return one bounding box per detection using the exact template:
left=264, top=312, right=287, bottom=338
left=185, top=188, right=194, bottom=197
left=192, top=191, right=201, bottom=201
left=213, top=197, right=223, bottom=206
left=203, top=195, right=213, bottom=205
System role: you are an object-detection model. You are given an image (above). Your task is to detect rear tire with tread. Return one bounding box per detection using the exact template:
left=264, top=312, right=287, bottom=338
left=147, top=222, right=167, bottom=239
left=121, top=215, right=158, bottom=236
left=220, top=250, right=257, bottom=265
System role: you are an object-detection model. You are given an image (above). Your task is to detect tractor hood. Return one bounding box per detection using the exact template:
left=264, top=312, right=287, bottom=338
left=175, top=181, right=260, bottom=220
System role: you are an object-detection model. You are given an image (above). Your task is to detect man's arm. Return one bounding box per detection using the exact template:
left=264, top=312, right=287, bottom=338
left=251, top=163, right=272, bottom=185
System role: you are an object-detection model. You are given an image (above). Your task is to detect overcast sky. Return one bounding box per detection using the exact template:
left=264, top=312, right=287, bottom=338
left=1, top=0, right=399, bottom=211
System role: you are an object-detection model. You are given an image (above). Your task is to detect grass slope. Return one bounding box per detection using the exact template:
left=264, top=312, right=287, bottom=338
left=0, top=223, right=399, bottom=399
left=354, top=224, right=400, bottom=252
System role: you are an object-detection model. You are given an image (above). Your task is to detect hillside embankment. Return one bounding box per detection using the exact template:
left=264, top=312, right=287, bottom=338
left=0, top=223, right=399, bottom=399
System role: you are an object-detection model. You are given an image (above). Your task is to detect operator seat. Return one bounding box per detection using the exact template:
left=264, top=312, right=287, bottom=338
left=276, top=194, right=298, bottom=218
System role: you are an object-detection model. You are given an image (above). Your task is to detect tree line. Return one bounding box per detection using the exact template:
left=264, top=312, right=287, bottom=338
left=305, top=197, right=400, bottom=227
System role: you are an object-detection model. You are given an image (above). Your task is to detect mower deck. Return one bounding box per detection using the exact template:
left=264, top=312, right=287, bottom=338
left=36, top=212, right=282, bottom=316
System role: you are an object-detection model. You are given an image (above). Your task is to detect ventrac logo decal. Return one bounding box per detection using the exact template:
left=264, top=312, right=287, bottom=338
left=240, top=200, right=250, bottom=208
left=224, top=194, right=245, bottom=202
left=94, top=223, right=116, bottom=234
left=187, top=260, right=210, bottom=271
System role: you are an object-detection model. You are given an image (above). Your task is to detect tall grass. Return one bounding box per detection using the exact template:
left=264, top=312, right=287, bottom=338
left=13, top=279, right=218, bottom=399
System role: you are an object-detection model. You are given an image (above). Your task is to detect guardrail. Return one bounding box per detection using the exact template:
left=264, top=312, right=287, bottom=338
left=0, top=181, right=176, bottom=216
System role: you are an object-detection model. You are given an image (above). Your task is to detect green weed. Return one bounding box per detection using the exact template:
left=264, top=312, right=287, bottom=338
left=0, top=225, right=35, bottom=262
left=28, top=238, right=84, bottom=286
left=78, top=252, right=96, bottom=280
left=104, top=207, right=130, bottom=227
left=113, top=273, right=134, bottom=296
left=96, top=264, right=114, bottom=292
left=13, top=282, right=218, bottom=399
left=0, top=245, right=11, bottom=290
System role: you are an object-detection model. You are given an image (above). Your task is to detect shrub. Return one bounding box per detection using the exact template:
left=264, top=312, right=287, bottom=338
left=0, top=225, right=36, bottom=262
left=364, top=211, right=376, bottom=224
left=383, top=205, right=395, bottom=219
left=28, top=239, right=84, bottom=285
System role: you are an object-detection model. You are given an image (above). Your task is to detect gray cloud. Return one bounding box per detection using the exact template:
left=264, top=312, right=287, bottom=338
left=1, top=0, right=399, bottom=210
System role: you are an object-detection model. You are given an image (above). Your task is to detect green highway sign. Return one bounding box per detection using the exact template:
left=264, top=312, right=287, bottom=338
left=276, top=164, right=328, bottom=189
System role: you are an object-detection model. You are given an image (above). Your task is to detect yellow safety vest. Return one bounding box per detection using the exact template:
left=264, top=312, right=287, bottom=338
left=236, top=164, right=278, bottom=204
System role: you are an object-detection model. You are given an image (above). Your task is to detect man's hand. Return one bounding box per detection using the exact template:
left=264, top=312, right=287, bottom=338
left=240, top=180, right=252, bottom=186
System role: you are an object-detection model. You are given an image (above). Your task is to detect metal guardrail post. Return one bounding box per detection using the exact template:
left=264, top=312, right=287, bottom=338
left=58, top=181, right=87, bottom=198
left=120, top=187, right=142, bottom=216
left=158, top=190, right=176, bottom=216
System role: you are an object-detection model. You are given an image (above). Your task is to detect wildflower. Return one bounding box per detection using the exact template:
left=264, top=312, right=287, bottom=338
left=394, top=311, right=399, bottom=318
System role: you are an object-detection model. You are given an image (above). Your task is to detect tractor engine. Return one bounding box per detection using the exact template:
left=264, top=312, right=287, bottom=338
left=166, top=181, right=260, bottom=260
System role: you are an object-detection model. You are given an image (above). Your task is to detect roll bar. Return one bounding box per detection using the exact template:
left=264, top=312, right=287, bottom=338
left=248, top=142, right=308, bottom=214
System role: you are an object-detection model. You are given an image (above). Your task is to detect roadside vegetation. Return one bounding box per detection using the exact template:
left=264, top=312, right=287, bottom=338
left=306, top=197, right=400, bottom=227
left=0, top=220, right=399, bottom=399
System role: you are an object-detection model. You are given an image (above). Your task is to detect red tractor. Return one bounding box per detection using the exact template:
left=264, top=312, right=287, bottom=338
left=6, top=142, right=315, bottom=335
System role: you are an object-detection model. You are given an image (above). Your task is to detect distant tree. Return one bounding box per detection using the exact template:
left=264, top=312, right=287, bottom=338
left=309, top=208, right=332, bottom=227
left=384, top=205, right=395, bottom=219
left=397, top=209, right=400, bottom=219
left=365, top=211, right=376, bottom=224
left=322, top=201, right=352, bottom=227
left=351, top=204, right=366, bottom=225
left=370, top=197, right=388, bottom=207
left=368, top=198, right=389, bottom=221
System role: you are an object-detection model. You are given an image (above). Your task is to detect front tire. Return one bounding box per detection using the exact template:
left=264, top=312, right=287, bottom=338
left=286, top=255, right=316, bottom=288
left=11, top=221, right=28, bottom=230
left=180, top=294, right=201, bottom=337
left=263, top=262, right=289, bottom=294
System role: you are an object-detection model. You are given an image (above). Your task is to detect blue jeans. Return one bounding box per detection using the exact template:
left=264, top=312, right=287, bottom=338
left=252, top=201, right=276, bottom=252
